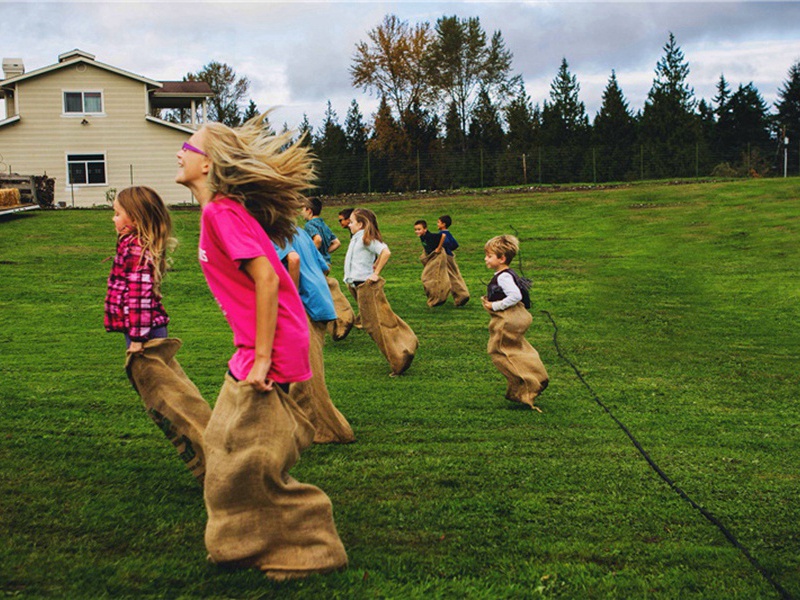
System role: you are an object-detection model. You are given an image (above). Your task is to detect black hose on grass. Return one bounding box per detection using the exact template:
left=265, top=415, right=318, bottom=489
left=541, top=309, right=793, bottom=600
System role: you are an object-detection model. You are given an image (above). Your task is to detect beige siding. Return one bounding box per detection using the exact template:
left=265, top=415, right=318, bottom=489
left=0, top=63, right=196, bottom=207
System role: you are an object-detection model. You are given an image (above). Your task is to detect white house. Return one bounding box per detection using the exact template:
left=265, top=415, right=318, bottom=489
left=0, top=49, right=212, bottom=207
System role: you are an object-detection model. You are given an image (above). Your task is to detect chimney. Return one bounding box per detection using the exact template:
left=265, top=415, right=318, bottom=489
left=2, top=58, right=24, bottom=80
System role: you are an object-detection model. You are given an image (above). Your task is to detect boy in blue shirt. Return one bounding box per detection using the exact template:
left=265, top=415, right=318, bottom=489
left=302, top=197, right=340, bottom=266
left=436, top=215, right=470, bottom=306
left=273, top=227, right=355, bottom=443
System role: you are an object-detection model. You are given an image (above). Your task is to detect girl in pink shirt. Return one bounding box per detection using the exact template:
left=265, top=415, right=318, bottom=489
left=175, top=115, right=347, bottom=579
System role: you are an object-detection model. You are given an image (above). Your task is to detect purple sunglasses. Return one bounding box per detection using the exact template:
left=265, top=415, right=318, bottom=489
left=181, top=142, right=207, bottom=156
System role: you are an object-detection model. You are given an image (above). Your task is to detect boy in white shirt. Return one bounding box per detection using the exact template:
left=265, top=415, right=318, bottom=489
left=482, top=235, right=549, bottom=411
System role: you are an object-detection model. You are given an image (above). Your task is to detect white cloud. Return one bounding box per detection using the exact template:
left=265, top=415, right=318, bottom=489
left=2, top=1, right=799, bottom=127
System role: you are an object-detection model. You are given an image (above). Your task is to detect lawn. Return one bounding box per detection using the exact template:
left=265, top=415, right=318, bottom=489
left=1, top=179, right=798, bottom=599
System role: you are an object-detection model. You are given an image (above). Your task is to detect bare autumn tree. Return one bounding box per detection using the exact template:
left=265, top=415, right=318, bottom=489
left=426, top=15, right=519, bottom=150
left=350, top=14, right=434, bottom=131
left=186, top=61, right=250, bottom=127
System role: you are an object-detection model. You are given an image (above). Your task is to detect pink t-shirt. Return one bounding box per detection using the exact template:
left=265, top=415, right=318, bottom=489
left=198, top=197, right=311, bottom=383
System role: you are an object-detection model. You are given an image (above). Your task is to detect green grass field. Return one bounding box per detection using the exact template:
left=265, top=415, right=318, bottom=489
left=1, top=179, right=798, bottom=599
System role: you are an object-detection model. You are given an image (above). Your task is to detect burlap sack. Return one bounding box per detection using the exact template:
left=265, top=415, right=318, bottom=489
left=487, top=303, right=549, bottom=411
left=420, top=251, right=450, bottom=307
left=125, top=338, right=212, bottom=485
left=204, top=376, right=348, bottom=579
left=446, top=255, right=470, bottom=306
left=355, top=278, right=418, bottom=376
left=291, top=319, right=355, bottom=444
left=326, top=275, right=355, bottom=340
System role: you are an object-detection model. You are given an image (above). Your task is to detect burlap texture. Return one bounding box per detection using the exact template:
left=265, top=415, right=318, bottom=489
left=125, top=338, right=211, bottom=484
left=355, top=278, right=418, bottom=375
left=291, top=319, right=355, bottom=444
left=203, top=376, right=347, bottom=578
left=0, top=188, right=21, bottom=207
left=325, top=275, right=355, bottom=340
left=487, top=303, right=549, bottom=410
left=420, top=251, right=450, bottom=307
left=446, top=255, right=470, bottom=306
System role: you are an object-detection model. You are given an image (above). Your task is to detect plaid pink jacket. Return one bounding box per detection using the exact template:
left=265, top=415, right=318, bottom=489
left=104, top=234, right=169, bottom=341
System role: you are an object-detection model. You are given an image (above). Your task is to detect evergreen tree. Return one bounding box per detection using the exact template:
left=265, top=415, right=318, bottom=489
left=466, top=88, right=504, bottom=187
left=317, top=101, right=348, bottom=155
left=593, top=70, right=636, bottom=181
left=443, top=101, right=465, bottom=154
left=497, top=82, right=539, bottom=186
left=344, top=99, right=369, bottom=154
left=401, top=102, right=440, bottom=189
left=727, top=83, right=772, bottom=172
left=639, top=33, right=701, bottom=178
left=504, top=81, right=537, bottom=154
left=775, top=60, right=800, bottom=174
left=315, top=101, right=349, bottom=194
left=468, top=88, right=505, bottom=153
left=540, top=58, right=590, bottom=182
left=342, top=99, right=371, bottom=193
left=297, top=113, right=314, bottom=147
left=713, top=74, right=732, bottom=119
left=242, top=99, right=259, bottom=123
left=442, top=100, right=467, bottom=188
left=697, top=98, right=716, bottom=158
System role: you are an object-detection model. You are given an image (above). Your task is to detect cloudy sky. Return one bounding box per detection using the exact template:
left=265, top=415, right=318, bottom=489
left=2, top=1, right=799, bottom=132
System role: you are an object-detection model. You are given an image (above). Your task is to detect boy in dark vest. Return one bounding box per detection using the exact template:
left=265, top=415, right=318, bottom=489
left=482, top=235, right=549, bottom=411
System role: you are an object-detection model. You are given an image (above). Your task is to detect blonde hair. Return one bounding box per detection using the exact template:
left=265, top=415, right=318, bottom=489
left=351, top=208, right=383, bottom=245
left=202, top=113, right=316, bottom=244
left=484, top=235, right=519, bottom=265
left=116, top=186, right=175, bottom=289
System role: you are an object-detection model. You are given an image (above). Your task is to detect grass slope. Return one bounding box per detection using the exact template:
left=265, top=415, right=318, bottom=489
left=0, top=179, right=798, bottom=599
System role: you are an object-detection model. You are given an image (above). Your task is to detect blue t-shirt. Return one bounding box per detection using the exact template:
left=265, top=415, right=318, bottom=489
left=273, top=227, right=337, bottom=322
left=439, top=229, right=459, bottom=256
left=304, top=217, right=338, bottom=265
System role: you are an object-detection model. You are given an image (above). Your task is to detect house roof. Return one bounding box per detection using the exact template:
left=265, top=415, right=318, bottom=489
left=0, top=49, right=163, bottom=90
left=150, top=80, right=213, bottom=110
left=155, top=81, right=213, bottom=95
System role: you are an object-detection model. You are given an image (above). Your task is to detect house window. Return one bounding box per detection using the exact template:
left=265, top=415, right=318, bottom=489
left=63, top=91, right=103, bottom=114
left=67, top=154, right=106, bottom=185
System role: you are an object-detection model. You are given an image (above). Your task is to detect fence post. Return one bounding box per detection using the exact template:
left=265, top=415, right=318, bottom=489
left=538, top=147, right=542, bottom=184
left=695, top=142, right=699, bottom=178
left=480, top=148, right=484, bottom=188
left=746, top=143, right=751, bottom=174
left=367, top=151, right=372, bottom=194
left=130, top=164, right=134, bottom=185
left=592, top=148, right=597, bottom=184
left=522, top=153, right=527, bottom=185
left=416, top=150, right=421, bottom=191
left=640, top=145, right=644, bottom=180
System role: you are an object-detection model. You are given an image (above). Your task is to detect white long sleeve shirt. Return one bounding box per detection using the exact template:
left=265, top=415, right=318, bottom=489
left=491, top=270, right=523, bottom=311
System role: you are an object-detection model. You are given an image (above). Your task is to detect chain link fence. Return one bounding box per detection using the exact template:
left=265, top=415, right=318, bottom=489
left=314, top=141, right=794, bottom=195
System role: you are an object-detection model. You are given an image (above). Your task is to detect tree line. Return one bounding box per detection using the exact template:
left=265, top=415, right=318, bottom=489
left=178, top=15, right=800, bottom=194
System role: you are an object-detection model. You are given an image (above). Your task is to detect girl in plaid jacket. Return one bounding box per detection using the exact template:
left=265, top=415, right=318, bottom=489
left=104, top=186, right=174, bottom=352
